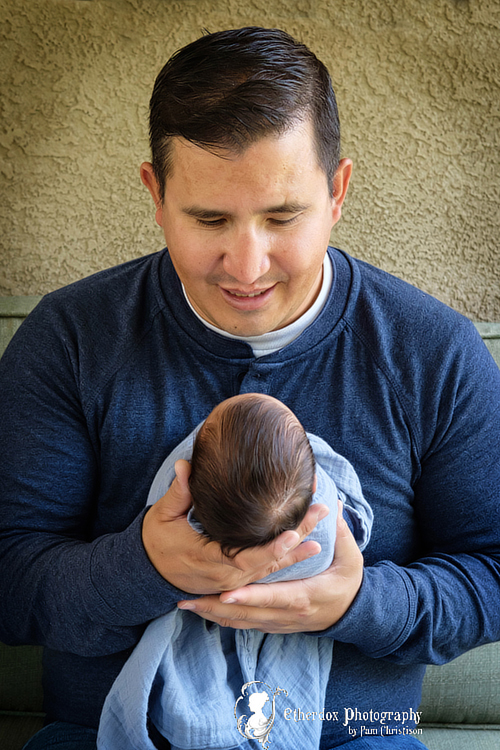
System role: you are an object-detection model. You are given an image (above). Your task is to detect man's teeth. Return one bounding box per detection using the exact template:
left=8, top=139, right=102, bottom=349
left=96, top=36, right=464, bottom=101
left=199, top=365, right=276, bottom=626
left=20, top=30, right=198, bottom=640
left=231, top=290, right=266, bottom=298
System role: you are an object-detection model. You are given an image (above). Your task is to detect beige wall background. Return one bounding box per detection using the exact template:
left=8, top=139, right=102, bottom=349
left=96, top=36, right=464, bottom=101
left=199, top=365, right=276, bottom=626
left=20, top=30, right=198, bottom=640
left=1, top=0, right=499, bottom=320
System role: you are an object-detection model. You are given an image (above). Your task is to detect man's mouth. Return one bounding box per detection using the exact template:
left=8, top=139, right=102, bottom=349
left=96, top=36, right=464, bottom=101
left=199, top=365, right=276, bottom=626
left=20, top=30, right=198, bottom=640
left=229, top=289, right=268, bottom=298
left=219, top=284, right=277, bottom=310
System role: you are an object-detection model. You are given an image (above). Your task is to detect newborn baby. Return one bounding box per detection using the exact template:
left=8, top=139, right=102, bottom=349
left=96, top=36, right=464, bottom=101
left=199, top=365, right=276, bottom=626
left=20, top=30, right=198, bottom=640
left=98, top=394, right=373, bottom=750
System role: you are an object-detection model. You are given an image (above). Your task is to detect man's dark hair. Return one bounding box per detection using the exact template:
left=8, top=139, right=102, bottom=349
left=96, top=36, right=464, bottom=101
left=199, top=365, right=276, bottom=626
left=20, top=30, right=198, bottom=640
left=149, top=26, right=341, bottom=200
left=188, top=394, right=316, bottom=558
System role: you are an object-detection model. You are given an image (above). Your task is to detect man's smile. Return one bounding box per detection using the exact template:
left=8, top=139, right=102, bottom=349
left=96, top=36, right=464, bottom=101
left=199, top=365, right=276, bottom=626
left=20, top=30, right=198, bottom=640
left=228, top=289, right=268, bottom=298
left=218, top=284, right=277, bottom=311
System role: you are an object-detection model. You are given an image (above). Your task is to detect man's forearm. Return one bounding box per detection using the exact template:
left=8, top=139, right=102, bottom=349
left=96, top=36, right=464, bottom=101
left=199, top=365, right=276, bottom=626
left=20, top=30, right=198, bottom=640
left=0, top=510, right=182, bottom=655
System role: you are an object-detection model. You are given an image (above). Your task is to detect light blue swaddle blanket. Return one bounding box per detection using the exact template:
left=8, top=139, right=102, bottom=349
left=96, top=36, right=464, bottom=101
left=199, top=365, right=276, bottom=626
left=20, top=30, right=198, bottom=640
left=97, top=429, right=372, bottom=750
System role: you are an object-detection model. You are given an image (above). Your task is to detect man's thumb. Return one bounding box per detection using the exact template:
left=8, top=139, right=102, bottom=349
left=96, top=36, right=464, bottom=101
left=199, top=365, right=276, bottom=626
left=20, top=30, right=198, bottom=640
left=157, top=459, right=193, bottom=519
left=334, top=500, right=364, bottom=569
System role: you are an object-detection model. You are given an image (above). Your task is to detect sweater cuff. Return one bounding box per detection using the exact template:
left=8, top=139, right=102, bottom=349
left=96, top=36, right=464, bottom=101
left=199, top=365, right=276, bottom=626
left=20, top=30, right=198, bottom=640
left=88, top=509, right=193, bottom=626
left=316, top=562, right=417, bottom=658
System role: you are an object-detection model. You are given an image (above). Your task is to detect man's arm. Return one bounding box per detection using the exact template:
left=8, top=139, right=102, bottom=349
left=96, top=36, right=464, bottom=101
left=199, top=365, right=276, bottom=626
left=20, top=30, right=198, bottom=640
left=0, top=300, right=325, bottom=656
left=0, top=306, right=182, bottom=655
left=177, top=327, right=500, bottom=666
left=179, top=495, right=500, bottom=666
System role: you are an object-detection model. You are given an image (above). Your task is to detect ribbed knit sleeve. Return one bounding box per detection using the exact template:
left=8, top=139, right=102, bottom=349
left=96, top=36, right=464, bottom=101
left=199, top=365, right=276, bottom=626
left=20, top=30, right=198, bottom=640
left=0, top=280, right=191, bottom=656
left=314, top=314, right=500, bottom=665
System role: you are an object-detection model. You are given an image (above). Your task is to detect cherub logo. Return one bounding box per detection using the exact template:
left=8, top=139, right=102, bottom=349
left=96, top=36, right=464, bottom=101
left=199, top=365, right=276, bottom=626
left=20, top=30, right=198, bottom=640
left=234, top=680, right=287, bottom=748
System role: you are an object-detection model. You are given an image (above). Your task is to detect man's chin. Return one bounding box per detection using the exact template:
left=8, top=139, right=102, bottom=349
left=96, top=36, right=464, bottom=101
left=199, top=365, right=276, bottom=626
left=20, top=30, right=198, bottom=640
left=209, top=313, right=280, bottom=338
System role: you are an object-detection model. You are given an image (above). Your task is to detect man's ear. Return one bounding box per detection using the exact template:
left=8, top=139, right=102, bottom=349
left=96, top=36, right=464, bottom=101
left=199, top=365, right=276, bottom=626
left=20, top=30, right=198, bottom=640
left=331, top=158, right=353, bottom=226
left=312, top=474, right=317, bottom=494
left=140, top=162, right=164, bottom=227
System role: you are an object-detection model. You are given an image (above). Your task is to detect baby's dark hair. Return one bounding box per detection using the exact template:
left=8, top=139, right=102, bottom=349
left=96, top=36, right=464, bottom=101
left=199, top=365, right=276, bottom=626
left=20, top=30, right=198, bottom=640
left=188, top=394, right=315, bottom=558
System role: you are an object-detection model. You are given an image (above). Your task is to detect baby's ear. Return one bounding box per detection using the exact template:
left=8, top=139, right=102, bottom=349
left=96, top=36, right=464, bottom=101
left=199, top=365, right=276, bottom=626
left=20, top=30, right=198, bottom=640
left=312, top=474, right=317, bottom=494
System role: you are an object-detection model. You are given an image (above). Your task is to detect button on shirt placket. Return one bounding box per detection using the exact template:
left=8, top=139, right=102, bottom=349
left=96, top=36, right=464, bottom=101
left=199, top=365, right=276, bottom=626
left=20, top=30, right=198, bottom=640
left=238, top=362, right=268, bottom=395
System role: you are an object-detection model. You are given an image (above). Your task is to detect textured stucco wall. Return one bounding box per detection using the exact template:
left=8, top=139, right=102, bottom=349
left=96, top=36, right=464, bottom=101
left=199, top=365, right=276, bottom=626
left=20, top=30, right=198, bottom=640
left=1, top=0, right=499, bottom=320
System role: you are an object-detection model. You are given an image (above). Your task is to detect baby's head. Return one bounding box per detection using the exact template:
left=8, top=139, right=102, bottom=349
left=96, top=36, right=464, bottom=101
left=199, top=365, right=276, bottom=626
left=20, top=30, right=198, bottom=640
left=188, top=393, right=316, bottom=557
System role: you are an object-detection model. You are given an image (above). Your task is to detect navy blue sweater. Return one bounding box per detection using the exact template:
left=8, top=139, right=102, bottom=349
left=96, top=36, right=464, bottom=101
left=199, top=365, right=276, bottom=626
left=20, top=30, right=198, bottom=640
left=1, top=247, right=500, bottom=747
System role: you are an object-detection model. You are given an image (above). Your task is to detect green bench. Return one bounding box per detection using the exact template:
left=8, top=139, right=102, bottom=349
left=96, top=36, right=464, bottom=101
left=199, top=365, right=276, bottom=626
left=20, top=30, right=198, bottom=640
left=1, top=296, right=500, bottom=750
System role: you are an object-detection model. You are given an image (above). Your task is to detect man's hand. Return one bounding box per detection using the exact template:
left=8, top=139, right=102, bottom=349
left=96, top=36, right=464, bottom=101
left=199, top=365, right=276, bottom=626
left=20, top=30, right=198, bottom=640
left=177, top=501, right=364, bottom=630
left=142, top=459, right=329, bottom=595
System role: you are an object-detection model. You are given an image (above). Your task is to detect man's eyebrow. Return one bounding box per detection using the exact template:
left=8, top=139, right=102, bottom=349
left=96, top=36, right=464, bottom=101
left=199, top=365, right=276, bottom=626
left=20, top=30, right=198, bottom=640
left=182, top=203, right=310, bottom=219
left=264, top=202, right=310, bottom=214
left=182, top=206, right=227, bottom=219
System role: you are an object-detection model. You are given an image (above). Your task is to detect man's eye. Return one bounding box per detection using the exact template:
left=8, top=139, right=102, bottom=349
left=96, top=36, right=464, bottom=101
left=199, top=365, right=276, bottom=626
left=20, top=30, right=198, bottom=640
left=269, top=215, right=299, bottom=226
left=196, top=218, right=226, bottom=227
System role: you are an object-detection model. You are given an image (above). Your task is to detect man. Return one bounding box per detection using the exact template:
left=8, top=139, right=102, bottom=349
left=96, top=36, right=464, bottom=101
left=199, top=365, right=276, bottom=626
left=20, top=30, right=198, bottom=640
left=1, top=27, right=499, bottom=750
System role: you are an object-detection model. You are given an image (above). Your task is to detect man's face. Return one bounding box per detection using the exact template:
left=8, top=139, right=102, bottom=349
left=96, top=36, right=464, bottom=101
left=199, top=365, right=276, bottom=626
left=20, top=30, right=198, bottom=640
left=141, top=119, right=351, bottom=337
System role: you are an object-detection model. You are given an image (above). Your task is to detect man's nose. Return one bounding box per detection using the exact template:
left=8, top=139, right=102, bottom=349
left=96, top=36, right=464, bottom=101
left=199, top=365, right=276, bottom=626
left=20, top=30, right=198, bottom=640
left=222, top=228, right=271, bottom=285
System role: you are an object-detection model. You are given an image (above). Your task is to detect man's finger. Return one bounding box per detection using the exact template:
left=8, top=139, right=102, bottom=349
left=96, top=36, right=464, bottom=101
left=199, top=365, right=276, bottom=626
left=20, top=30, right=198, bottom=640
left=177, top=592, right=286, bottom=630
left=218, top=580, right=296, bottom=608
left=232, top=502, right=328, bottom=573
left=293, top=502, right=330, bottom=545
left=332, top=499, right=364, bottom=577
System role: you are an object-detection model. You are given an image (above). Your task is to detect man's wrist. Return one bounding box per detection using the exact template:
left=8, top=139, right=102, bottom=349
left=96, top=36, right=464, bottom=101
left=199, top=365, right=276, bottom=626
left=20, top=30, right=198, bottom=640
left=90, top=509, right=183, bottom=625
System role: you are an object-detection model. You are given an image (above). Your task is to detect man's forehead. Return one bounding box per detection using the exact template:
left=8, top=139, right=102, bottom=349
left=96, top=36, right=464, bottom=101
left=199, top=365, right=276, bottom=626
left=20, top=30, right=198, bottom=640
left=166, top=117, right=315, bottom=178
left=162, top=120, right=328, bottom=214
